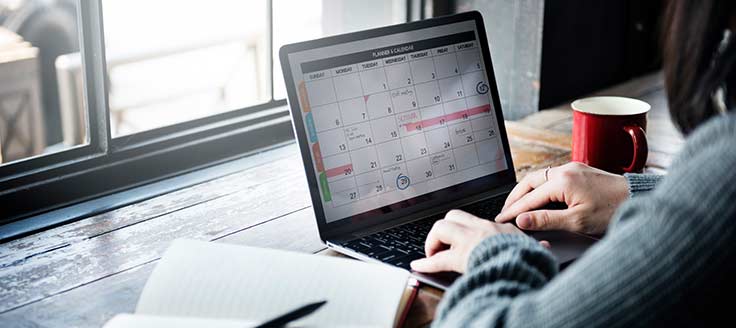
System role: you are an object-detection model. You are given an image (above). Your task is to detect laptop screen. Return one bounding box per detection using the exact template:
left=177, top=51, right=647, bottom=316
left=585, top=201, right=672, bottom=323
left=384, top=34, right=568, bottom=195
left=282, top=13, right=511, bottom=226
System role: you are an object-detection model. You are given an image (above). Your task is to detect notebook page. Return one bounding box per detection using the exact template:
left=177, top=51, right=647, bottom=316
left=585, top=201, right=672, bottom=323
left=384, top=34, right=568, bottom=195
left=103, top=314, right=380, bottom=328
left=103, top=314, right=252, bottom=328
left=136, top=239, right=410, bottom=327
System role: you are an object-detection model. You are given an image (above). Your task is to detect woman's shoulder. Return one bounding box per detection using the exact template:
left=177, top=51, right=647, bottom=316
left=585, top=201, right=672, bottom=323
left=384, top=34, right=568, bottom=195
left=612, top=112, right=736, bottom=229
left=670, top=112, right=736, bottom=168
left=691, top=111, right=736, bottom=138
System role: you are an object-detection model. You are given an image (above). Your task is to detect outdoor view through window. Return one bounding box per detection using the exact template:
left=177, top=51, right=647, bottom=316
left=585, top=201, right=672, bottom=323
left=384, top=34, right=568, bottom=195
left=0, top=0, right=404, bottom=166
left=100, top=0, right=270, bottom=138
left=0, top=0, right=87, bottom=165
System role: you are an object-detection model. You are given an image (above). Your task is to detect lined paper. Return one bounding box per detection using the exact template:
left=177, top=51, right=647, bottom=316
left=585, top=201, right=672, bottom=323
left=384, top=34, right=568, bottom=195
left=135, top=239, right=410, bottom=327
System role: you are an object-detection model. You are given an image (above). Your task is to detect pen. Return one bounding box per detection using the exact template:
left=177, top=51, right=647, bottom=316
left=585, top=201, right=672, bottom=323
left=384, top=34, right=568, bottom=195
left=253, top=300, right=327, bottom=328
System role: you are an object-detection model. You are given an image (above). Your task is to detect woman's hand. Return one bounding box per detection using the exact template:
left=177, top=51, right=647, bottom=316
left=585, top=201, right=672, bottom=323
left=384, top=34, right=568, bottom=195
left=410, top=210, right=531, bottom=273
left=495, top=162, right=630, bottom=235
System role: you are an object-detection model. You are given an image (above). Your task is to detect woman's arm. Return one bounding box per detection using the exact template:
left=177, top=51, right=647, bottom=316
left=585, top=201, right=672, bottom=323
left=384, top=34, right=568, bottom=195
left=432, top=114, right=736, bottom=327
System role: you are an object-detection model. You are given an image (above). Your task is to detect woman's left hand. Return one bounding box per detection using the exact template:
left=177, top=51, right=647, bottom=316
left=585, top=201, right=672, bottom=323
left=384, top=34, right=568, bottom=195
left=410, top=209, right=536, bottom=274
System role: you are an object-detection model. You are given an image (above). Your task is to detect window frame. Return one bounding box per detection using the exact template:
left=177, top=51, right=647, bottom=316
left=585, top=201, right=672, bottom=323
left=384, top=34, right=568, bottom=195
left=0, top=0, right=293, bottom=240
left=0, top=0, right=420, bottom=242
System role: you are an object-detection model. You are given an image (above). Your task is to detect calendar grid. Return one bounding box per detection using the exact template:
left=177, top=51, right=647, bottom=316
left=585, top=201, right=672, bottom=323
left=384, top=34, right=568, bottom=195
left=450, top=48, right=482, bottom=170
left=354, top=60, right=386, bottom=201
left=330, top=70, right=360, bottom=205
left=301, top=35, right=504, bottom=210
left=428, top=46, right=457, bottom=181
left=406, top=50, right=435, bottom=184
left=380, top=59, right=411, bottom=198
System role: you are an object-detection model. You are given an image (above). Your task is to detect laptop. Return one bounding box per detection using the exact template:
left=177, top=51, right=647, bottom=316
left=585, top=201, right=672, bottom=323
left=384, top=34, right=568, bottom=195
left=280, top=11, right=595, bottom=289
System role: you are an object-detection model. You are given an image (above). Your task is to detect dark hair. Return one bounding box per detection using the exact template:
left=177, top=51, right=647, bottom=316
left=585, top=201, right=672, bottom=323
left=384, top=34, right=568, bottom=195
left=663, top=0, right=736, bottom=134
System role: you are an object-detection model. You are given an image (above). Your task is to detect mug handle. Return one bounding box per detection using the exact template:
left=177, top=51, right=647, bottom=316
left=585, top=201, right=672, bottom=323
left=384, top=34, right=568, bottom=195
left=622, top=125, right=648, bottom=173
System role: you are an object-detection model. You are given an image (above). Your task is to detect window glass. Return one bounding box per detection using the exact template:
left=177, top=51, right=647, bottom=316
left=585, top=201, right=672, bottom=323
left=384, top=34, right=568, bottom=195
left=273, top=0, right=406, bottom=100
left=0, top=1, right=88, bottom=165
left=272, top=0, right=323, bottom=100
left=102, top=0, right=269, bottom=137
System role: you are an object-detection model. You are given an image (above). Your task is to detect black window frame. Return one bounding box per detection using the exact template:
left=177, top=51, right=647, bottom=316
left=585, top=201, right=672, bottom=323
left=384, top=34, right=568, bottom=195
left=0, top=0, right=429, bottom=242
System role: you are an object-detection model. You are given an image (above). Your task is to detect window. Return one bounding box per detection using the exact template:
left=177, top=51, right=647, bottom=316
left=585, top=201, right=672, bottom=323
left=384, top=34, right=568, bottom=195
left=0, top=0, right=408, bottom=241
left=100, top=0, right=270, bottom=137
left=0, top=0, right=89, bottom=165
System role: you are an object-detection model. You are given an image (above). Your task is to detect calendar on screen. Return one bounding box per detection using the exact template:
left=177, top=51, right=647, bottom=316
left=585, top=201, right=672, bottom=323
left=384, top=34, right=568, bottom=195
left=286, top=22, right=508, bottom=223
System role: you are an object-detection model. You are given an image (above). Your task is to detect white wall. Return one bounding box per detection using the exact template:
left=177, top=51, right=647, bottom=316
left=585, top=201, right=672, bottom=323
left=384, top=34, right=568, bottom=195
left=321, top=0, right=406, bottom=36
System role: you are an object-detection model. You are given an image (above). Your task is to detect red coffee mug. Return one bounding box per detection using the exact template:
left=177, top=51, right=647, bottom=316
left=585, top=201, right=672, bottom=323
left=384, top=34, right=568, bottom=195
left=571, top=96, right=650, bottom=174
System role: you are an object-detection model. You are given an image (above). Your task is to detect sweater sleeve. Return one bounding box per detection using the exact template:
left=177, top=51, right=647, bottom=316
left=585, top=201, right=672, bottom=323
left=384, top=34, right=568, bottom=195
left=432, top=234, right=558, bottom=326
left=623, top=173, right=663, bottom=197
left=610, top=173, right=664, bottom=227
left=432, top=113, right=736, bottom=328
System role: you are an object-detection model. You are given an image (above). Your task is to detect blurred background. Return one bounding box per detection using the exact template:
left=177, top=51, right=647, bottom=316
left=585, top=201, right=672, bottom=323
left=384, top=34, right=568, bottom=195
left=0, top=0, right=662, bottom=165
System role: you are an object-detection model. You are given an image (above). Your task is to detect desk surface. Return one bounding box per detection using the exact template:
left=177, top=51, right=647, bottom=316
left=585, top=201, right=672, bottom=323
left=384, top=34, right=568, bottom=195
left=0, top=73, right=681, bottom=327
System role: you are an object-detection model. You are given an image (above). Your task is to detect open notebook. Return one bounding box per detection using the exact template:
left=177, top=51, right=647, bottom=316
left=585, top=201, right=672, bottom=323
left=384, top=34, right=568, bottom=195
left=104, top=239, right=417, bottom=328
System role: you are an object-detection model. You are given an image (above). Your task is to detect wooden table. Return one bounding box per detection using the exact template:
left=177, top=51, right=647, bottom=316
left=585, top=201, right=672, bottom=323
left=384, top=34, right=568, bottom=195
left=0, top=73, right=681, bottom=327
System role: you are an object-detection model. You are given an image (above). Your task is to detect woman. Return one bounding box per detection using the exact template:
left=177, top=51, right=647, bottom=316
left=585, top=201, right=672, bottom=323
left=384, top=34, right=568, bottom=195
left=410, top=1, right=736, bottom=326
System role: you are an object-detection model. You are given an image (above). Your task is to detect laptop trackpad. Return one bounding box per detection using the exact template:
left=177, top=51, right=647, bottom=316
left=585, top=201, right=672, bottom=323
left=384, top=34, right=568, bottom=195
left=528, top=230, right=597, bottom=264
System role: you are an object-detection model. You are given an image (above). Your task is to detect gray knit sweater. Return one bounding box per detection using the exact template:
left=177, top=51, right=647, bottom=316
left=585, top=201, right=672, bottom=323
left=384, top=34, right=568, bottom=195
left=433, top=112, right=736, bottom=327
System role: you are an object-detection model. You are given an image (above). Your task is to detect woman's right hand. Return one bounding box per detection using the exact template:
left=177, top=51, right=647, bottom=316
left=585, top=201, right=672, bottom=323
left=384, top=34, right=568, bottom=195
left=495, top=162, right=630, bottom=235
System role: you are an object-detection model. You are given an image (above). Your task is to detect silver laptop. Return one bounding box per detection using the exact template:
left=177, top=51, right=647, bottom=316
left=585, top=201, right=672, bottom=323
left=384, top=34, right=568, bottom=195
left=279, top=11, right=595, bottom=289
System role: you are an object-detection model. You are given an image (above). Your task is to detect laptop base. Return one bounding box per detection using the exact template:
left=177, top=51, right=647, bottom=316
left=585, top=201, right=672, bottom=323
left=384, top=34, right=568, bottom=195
left=328, top=196, right=597, bottom=290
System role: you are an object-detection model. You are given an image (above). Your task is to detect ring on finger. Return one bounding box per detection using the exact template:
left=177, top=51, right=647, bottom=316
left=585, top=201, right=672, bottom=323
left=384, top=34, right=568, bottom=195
left=544, top=166, right=551, bottom=182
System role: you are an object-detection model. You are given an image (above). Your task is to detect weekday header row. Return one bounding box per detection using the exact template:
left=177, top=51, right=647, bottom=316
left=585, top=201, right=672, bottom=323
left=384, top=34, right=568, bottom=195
left=301, top=31, right=477, bottom=76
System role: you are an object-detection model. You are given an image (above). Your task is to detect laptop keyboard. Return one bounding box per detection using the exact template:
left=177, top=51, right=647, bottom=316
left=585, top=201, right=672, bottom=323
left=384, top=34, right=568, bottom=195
left=342, top=195, right=507, bottom=270
left=461, top=195, right=508, bottom=217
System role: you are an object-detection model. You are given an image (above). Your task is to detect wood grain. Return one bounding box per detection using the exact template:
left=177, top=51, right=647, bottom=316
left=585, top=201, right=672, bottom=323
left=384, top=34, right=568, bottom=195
left=0, top=155, right=312, bottom=313
left=0, top=145, right=297, bottom=265
left=0, top=207, right=324, bottom=327
left=509, top=139, right=570, bottom=180
left=217, top=207, right=325, bottom=253
left=505, top=121, right=572, bottom=151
